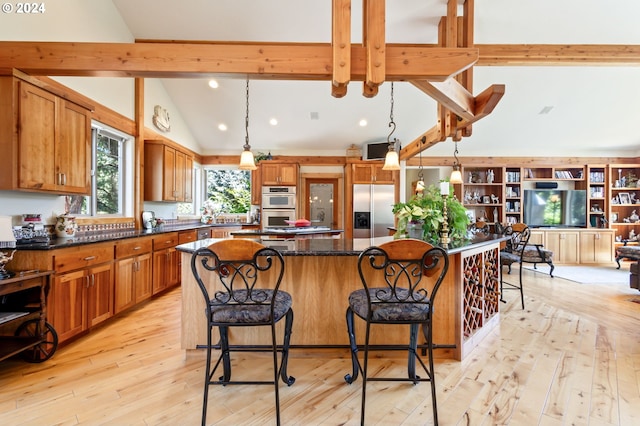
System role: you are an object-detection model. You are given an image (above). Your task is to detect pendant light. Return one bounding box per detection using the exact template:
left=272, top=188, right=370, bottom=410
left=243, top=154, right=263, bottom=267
left=449, top=140, right=463, bottom=184
left=415, top=136, right=426, bottom=192
left=382, top=82, right=401, bottom=171
left=238, top=78, right=257, bottom=171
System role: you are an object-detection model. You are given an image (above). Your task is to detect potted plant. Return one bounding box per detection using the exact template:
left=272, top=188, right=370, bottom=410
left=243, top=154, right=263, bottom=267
left=392, top=183, right=469, bottom=244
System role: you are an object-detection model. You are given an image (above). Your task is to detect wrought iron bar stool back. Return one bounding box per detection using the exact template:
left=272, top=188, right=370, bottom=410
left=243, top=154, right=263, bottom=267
left=499, top=222, right=554, bottom=309
left=190, top=239, right=295, bottom=426
left=344, top=239, right=449, bottom=425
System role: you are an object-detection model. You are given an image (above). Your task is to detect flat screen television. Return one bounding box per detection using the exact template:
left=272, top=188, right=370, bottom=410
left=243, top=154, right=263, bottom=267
left=523, top=189, right=587, bottom=228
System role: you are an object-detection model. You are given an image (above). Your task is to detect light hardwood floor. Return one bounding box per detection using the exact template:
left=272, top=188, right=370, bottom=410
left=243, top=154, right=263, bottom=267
left=1, top=265, right=639, bottom=425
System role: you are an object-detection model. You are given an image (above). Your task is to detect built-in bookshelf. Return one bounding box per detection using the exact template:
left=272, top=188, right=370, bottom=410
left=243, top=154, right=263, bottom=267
left=504, top=167, right=522, bottom=225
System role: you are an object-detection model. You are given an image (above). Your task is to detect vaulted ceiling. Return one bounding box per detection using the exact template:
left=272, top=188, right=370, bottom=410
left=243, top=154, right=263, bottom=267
left=7, top=0, right=640, bottom=159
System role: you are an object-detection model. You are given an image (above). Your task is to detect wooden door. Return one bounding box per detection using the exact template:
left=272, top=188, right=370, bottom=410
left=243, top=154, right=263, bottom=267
left=49, top=269, right=87, bottom=342
left=57, top=99, right=91, bottom=194
left=261, top=163, right=281, bottom=185
left=18, top=81, right=57, bottom=191
left=167, top=247, right=181, bottom=288
left=372, top=164, right=395, bottom=183
left=184, top=154, right=193, bottom=202
left=87, top=263, right=114, bottom=327
left=152, top=249, right=169, bottom=294
left=305, top=178, right=339, bottom=228
left=115, top=257, right=135, bottom=314
left=352, top=164, right=374, bottom=183
left=162, top=145, right=177, bottom=200
left=175, top=149, right=186, bottom=201
left=135, top=253, right=153, bottom=303
left=278, top=164, right=298, bottom=185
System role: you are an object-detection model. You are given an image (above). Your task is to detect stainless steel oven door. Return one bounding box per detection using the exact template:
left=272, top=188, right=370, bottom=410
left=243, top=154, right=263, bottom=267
left=262, top=193, right=296, bottom=209
left=262, top=209, right=296, bottom=229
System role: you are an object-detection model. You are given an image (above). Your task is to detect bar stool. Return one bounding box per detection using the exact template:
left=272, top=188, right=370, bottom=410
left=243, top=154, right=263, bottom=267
left=190, top=239, right=295, bottom=426
left=344, top=239, right=449, bottom=425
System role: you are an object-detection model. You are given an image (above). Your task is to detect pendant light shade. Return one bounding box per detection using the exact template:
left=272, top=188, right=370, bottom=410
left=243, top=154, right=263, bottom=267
left=239, top=148, right=256, bottom=170
left=449, top=140, right=463, bottom=184
left=238, top=78, right=257, bottom=171
left=450, top=167, right=463, bottom=184
left=382, top=145, right=400, bottom=171
left=382, top=82, right=401, bottom=171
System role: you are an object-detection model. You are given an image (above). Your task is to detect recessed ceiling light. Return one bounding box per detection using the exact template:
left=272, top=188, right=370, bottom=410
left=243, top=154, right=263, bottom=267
left=539, top=106, right=554, bottom=115
left=359, top=119, right=368, bottom=127
left=208, top=79, right=219, bottom=89
left=269, top=118, right=278, bottom=126
left=218, top=123, right=227, bottom=131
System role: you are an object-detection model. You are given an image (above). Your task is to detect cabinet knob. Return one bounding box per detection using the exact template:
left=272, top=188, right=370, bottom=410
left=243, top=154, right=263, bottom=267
left=83, top=256, right=96, bottom=261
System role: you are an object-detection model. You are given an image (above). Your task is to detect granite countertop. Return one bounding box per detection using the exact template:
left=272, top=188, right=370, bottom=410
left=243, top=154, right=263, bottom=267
left=15, top=222, right=260, bottom=250
left=231, top=227, right=344, bottom=237
left=177, top=234, right=508, bottom=256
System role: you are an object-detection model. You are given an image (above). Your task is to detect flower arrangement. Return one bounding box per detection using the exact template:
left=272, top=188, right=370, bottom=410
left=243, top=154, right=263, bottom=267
left=392, top=183, right=469, bottom=244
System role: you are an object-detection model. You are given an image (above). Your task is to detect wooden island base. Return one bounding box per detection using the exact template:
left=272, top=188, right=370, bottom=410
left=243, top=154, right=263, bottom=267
left=179, top=237, right=504, bottom=361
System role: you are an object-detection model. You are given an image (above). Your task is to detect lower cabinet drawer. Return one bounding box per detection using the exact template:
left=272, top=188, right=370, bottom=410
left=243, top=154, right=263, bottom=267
left=54, top=243, right=115, bottom=273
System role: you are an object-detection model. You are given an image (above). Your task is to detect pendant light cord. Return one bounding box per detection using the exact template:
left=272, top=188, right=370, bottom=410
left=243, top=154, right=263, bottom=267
left=244, top=78, right=250, bottom=149
left=387, top=82, right=396, bottom=143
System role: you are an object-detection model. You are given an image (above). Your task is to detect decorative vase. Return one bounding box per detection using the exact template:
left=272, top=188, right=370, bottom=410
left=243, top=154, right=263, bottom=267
left=55, top=214, right=77, bottom=238
left=407, top=221, right=424, bottom=240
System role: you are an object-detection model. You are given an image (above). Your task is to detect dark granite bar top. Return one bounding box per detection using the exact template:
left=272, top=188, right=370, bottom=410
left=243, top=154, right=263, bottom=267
left=231, top=227, right=344, bottom=237
left=15, top=222, right=258, bottom=250
left=176, top=234, right=508, bottom=256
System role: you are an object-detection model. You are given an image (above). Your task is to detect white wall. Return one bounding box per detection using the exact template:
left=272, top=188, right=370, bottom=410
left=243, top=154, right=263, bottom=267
left=0, top=0, right=199, bottom=224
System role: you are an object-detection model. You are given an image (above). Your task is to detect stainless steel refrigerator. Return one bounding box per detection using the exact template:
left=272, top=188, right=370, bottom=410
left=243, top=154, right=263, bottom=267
left=353, top=184, right=395, bottom=238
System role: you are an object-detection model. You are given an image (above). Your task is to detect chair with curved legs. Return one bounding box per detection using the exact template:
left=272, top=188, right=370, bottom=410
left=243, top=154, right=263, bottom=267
left=344, top=239, right=449, bottom=425
left=191, top=239, right=295, bottom=426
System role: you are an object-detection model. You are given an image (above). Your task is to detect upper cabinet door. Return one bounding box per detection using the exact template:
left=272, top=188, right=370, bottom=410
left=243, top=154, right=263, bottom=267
left=57, top=99, right=91, bottom=194
left=15, top=81, right=91, bottom=194
left=261, top=163, right=298, bottom=186
left=18, top=82, right=57, bottom=191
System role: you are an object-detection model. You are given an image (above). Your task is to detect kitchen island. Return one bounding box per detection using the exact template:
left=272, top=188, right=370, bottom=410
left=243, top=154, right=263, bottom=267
left=178, top=235, right=507, bottom=360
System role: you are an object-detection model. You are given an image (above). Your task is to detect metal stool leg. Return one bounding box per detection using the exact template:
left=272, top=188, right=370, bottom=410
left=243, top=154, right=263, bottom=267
left=279, top=308, right=296, bottom=385
left=344, top=307, right=360, bottom=384
left=408, top=323, right=419, bottom=383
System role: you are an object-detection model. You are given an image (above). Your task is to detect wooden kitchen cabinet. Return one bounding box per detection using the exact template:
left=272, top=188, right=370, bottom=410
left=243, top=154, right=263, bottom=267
left=261, top=162, right=298, bottom=186
left=144, top=141, right=194, bottom=202
left=251, top=165, right=262, bottom=205
left=351, top=162, right=395, bottom=184
left=151, top=232, right=181, bottom=295
left=0, top=77, right=91, bottom=194
left=115, top=237, right=153, bottom=313
left=49, top=261, right=114, bottom=343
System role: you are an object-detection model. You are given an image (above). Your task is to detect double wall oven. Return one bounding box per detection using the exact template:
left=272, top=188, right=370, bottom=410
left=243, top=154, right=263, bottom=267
left=261, top=186, right=297, bottom=229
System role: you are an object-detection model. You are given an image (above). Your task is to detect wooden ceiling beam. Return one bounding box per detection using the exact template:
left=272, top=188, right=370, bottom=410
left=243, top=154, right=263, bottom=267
left=362, top=0, right=385, bottom=98
left=0, top=41, right=477, bottom=83
left=410, top=78, right=475, bottom=121
left=476, top=44, right=640, bottom=66
left=331, top=0, right=351, bottom=98
left=399, top=125, right=446, bottom=161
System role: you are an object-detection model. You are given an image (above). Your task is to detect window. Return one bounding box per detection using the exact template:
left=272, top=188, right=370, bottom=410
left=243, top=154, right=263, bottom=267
left=66, top=123, right=131, bottom=216
left=204, top=168, right=251, bottom=213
